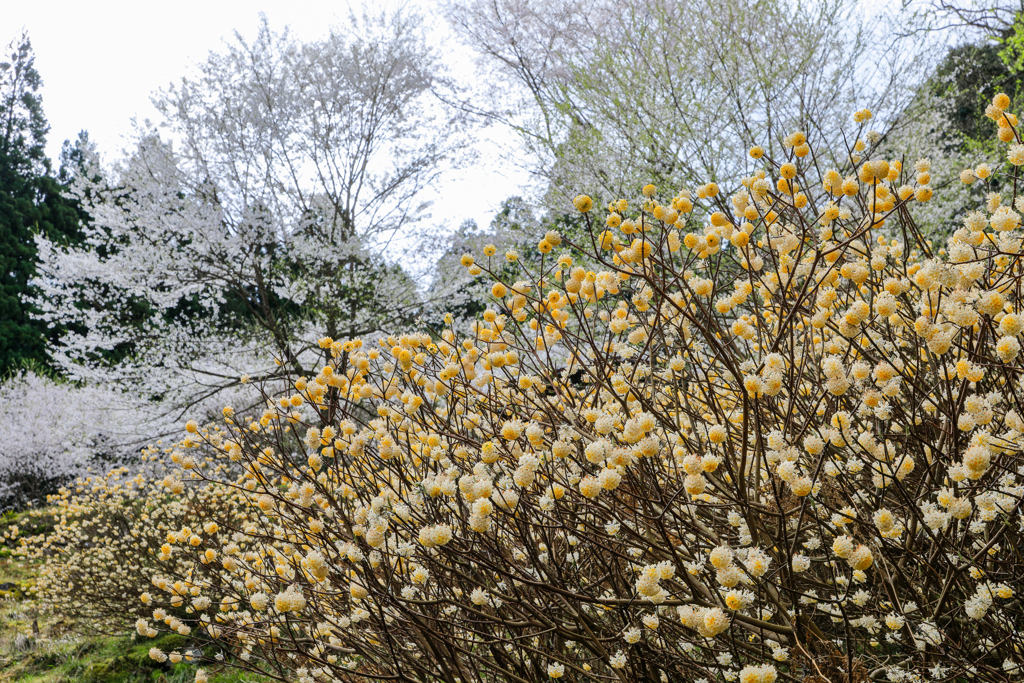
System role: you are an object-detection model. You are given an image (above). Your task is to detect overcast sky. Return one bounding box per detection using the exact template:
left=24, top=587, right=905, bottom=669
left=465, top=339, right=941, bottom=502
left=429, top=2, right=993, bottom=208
left=3, top=1, right=532, bottom=245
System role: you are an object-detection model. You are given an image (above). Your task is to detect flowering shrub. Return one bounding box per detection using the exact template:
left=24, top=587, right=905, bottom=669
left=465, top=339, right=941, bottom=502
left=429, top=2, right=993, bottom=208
left=20, top=460, right=255, bottom=636
left=40, top=92, right=1024, bottom=682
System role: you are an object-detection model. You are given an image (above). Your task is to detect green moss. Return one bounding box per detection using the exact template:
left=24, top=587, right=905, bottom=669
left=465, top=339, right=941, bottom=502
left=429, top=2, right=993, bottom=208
left=1, top=631, right=270, bottom=683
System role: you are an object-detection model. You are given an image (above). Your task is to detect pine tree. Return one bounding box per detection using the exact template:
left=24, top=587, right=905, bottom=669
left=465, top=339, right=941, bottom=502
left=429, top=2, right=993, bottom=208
left=0, top=31, right=83, bottom=374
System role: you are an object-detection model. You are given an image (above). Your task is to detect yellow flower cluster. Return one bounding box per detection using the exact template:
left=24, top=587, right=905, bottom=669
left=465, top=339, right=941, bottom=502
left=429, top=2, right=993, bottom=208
left=20, top=453, right=255, bottom=648
left=31, top=91, right=1024, bottom=682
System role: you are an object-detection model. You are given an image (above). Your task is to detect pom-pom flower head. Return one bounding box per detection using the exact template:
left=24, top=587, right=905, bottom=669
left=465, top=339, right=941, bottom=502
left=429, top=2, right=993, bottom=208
left=573, top=194, right=593, bottom=212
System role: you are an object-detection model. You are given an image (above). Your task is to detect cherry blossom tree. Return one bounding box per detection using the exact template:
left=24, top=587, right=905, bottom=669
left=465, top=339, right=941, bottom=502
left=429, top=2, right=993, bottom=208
left=32, top=8, right=469, bottom=438
left=0, top=372, right=135, bottom=510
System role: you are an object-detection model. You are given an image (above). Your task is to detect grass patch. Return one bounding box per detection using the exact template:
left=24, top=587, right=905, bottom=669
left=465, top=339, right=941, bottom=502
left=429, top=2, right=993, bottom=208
left=2, top=631, right=186, bottom=683
left=1, top=618, right=274, bottom=683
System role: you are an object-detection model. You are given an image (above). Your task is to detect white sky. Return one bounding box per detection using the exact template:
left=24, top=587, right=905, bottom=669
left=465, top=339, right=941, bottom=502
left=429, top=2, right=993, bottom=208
left=3, top=0, right=532, bottom=251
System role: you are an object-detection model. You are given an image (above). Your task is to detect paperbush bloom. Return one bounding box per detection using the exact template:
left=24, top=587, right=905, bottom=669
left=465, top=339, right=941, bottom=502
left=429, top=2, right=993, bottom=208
left=29, top=89, right=1024, bottom=683
left=21, top=456, right=252, bottom=635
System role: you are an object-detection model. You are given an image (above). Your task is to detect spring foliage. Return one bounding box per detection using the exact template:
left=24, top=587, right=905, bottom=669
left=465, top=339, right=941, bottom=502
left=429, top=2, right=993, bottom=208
left=446, top=0, right=927, bottom=213
left=26, top=92, right=1024, bottom=683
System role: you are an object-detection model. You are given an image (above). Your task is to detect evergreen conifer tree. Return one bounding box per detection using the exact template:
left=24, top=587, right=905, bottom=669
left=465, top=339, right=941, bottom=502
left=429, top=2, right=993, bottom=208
left=0, top=31, right=84, bottom=374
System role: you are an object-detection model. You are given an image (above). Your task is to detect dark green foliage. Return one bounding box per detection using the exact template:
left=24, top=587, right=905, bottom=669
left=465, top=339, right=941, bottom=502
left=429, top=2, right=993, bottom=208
left=0, top=32, right=85, bottom=375
left=929, top=42, right=1016, bottom=149
left=925, top=10, right=1024, bottom=153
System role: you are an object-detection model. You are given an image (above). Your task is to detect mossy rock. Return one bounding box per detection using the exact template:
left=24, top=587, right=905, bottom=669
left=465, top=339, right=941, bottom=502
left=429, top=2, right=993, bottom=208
left=83, top=659, right=118, bottom=680
left=0, top=577, right=35, bottom=600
